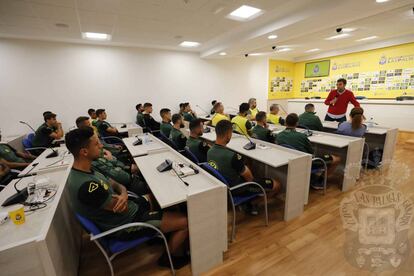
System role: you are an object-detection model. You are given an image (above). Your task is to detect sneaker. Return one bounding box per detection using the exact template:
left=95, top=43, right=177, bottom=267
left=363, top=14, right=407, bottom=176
left=242, top=202, right=259, bottom=216
left=157, top=253, right=190, bottom=270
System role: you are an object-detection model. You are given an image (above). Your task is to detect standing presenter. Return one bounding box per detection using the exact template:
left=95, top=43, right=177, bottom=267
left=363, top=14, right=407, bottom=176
left=324, top=78, right=360, bottom=123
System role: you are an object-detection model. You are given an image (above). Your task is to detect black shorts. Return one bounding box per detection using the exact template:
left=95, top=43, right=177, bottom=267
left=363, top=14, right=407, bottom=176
left=127, top=176, right=150, bottom=196
left=232, top=178, right=274, bottom=196
left=116, top=196, right=163, bottom=241
left=312, top=154, right=333, bottom=170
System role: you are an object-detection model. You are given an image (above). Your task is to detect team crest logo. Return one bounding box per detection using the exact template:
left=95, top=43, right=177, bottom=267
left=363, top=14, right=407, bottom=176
left=340, top=161, right=413, bottom=272
left=208, top=161, right=218, bottom=169
left=379, top=56, right=387, bottom=65
left=313, top=65, right=320, bottom=74
left=332, top=63, right=338, bottom=70
left=88, top=182, right=99, bottom=193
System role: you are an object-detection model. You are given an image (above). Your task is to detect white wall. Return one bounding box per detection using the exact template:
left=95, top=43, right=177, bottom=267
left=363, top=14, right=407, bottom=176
left=0, top=38, right=268, bottom=136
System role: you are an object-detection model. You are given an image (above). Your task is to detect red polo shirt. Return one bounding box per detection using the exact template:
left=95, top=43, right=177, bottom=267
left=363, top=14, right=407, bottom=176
left=324, top=89, right=360, bottom=117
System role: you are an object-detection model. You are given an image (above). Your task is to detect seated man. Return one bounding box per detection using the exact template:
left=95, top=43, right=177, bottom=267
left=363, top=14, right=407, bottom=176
left=65, top=127, right=189, bottom=268
left=252, top=112, right=276, bottom=143
left=169, top=114, right=187, bottom=151
left=95, top=109, right=128, bottom=138
left=135, top=103, right=145, bottom=127
left=92, top=146, right=149, bottom=196
left=211, top=102, right=230, bottom=127
left=0, top=160, right=19, bottom=189
left=88, top=108, right=98, bottom=127
left=160, top=108, right=173, bottom=137
left=0, top=132, right=35, bottom=169
left=298, top=103, right=323, bottom=131
left=248, top=98, right=259, bottom=120
left=186, top=119, right=210, bottom=163
left=142, top=103, right=160, bottom=132
left=267, top=104, right=285, bottom=125
left=231, top=103, right=253, bottom=136
left=32, top=112, right=64, bottom=151
left=182, top=103, right=197, bottom=122
left=207, top=120, right=280, bottom=214
left=76, top=116, right=129, bottom=164
left=337, top=107, right=367, bottom=137
left=276, top=113, right=340, bottom=189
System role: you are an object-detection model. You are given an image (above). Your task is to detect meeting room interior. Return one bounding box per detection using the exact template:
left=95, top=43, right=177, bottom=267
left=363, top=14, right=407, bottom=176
left=1, top=0, right=414, bottom=275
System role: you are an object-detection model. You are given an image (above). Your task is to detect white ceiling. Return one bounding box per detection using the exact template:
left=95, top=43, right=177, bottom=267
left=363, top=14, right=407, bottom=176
left=0, top=0, right=413, bottom=59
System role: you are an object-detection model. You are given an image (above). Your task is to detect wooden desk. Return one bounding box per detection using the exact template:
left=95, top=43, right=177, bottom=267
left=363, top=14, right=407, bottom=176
left=133, top=135, right=228, bottom=275
left=0, top=168, right=81, bottom=276
left=122, top=135, right=166, bottom=157
left=269, top=125, right=364, bottom=192
left=193, top=128, right=312, bottom=220
left=18, top=147, right=72, bottom=177
left=322, top=121, right=398, bottom=168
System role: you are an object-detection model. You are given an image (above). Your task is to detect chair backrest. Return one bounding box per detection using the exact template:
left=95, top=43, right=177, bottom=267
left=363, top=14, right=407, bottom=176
left=75, top=213, right=102, bottom=236
left=22, top=133, right=35, bottom=149
left=199, top=162, right=230, bottom=186
left=159, top=133, right=179, bottom=150
left=279, top=143, right=297, bottom=150
left=182, top=147, right=200, bottom=164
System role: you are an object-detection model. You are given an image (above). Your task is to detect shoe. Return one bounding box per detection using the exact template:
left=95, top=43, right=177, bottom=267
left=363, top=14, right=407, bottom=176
left=157, top=253, right=190, bottom=269
left=242, top=202, right=259, bottom=216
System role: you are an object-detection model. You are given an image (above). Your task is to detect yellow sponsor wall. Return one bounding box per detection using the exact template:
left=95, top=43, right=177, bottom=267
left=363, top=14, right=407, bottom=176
left=268, top=59, right=295, bottom=99
left=268, top=42, right=414, bottom=99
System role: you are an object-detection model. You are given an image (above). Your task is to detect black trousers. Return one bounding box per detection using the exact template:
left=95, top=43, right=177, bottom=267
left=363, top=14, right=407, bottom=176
left=324, top=114, right=346, bottom=123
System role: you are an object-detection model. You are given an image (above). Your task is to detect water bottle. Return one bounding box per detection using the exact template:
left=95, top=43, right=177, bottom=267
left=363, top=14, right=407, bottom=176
left=143, top=133, right=149, bottom=144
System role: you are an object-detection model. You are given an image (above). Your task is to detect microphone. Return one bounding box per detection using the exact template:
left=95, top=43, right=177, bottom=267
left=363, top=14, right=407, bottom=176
left=2, top=163, right=37, bottom=207
left=231, top=122, right=256, bottom=150
left=195, top=105, right=211, bottom=118
left=19, top=121, right=36, bottom=132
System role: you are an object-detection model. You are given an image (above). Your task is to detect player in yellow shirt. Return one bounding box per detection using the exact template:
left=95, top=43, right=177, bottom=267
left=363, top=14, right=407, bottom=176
left=248, top=98, right=259, bottom=120
left=267, top=104, right=285, bottom=125
left=211, top=102, right=230, bottom=127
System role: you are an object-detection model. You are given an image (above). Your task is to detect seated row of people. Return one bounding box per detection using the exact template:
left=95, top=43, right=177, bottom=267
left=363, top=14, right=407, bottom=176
left=65, top=127, right=190, bottom=268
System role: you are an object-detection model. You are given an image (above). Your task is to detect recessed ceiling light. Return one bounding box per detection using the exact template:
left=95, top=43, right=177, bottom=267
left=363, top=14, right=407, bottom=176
left=325, top=33, right=351, bottom=40
left=356, top=36, right=378, bottom=41
left=268, top=34, right=278, bottom=40
left=305, top=48, right=320, bottom=53
left=82, top=32, right=111, bottom=41
left=342, top=28, right=356, bottom=33
left=227, top=5, right=262, bottom=21
left=278, top=48, right=292, bottom=52
left=179, top=41, right=200, bottom=47
left=376, top=0, right=389, bottom=3
left=219, top=52, right=227, bottom=56
left=249, top=53, right=263, bottom=56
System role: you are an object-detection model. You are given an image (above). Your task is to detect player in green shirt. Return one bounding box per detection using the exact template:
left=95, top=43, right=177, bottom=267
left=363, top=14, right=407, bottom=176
left=169, top=114, right=187, bottom=150
left=32, top=112, right=64, bottom=153
left=276, top=113, right=340, bottom=189
left=160, top=108, right=173, bottom=137
left=298, top=103, right=323, bottom=131
left=186, top=119, right=210, bottom=162
left=65, top=127, right=189, bottom=268
left=182, top=103, right=197, bottom=122
left=0, top=132, right=35, bottom=169
left=95, top=109, right=128, bottom=138
left=251, top=112, right=276, bottom=143
left=135, top=103, right=145, bottom=127
left=207, top=120, right=281, bottom=214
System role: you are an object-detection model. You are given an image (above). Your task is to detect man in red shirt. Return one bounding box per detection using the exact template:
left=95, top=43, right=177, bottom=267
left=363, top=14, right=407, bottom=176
left=324, top=78, right=360, bottom=122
